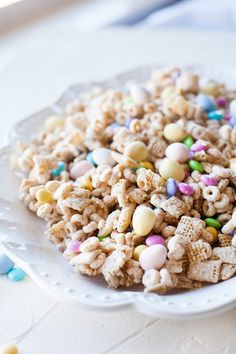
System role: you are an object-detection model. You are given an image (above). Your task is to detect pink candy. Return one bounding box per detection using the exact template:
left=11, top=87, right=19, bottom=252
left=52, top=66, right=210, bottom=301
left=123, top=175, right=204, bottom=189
left=165, top=143, right=190, bottom=163
left=146, top=235, right=165, bottom=247
left=201, top=174, right=218, bottom=186
left=191, top=140, right=208, bottom=153
left=139, top=244, right=167, bottom=271
left=70, top=160, right=93, bottom=179
left=178, top=183, right=194, bottom=195
left=67, top=241, right=82, bottom=253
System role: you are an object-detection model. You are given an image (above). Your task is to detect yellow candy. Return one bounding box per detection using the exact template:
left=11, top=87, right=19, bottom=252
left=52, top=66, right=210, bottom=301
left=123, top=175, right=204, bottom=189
left=36, top=189, right=53, bottom=203
left=0, top=344, right=18, bottom=354
left=159, top=159, right=185, bottom=181
left=163, top=123, right=186, bottom=142
left=132, top=206, right=156, bottom=236
left=139, top=161, right=154, bottom=171
left=133, top=245, right=148, bottom=261
left=81, top=177, right=93, bottom=191
left=206, top=226, right=218, bottom=243
left=44, top=116, right=65, bottom=132
left=124, top=141, right=148, bottom=162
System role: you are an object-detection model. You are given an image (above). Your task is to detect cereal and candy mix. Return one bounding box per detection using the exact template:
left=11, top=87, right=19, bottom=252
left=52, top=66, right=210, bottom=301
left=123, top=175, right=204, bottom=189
left=13, top=66, right=236, bottom=293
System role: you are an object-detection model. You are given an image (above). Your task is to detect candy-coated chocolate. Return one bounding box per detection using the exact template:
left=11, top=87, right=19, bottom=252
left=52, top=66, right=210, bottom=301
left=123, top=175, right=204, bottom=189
left=124, top=141, right=148, bottom=162
left=191, top=140, right=207, bottom=152
left=130, top=85, right=151, bottom=105
left=80, top=176, right=93, bottom=191
left=8, top=268, right=26, bottom=282
left=205, top=218, right=221, bottom=229
left=132, top=207, right=156, bottom=236
left=229, top=99, right=236, bottom=117
left=86, top=152, right=97, bottom=166
left=0, top=254, right=14, bottom=274
left=165, top=143, right=190, bottom=163
left=133, top=245, right=147, bottom=261
left=178, top=183, right=194, bottom=195
left=36, top=189, right=53, bottom=204
left=51, top=161, right=65, bottom=177
left=70, top=160, right=93, bottom=179
left=67, top=241, right=82, bottom=252
left=216, top=96, right=228, bottom=108
left=195, top=94, right=216, bottom=113
left=138, top=161, right=154, bottom=171
left=163, top=123, right=186, bottom=142
left=139, top=244, right=167, bottom=271
left=182, top=135, right=194, bottom=148
left=0, top=344, right=18, bottom=354
left=206, top=227, right=218, bottom=243
left=201, top=175, right=218, bottom=186
left=189, top=160, right=204, bottom=173
left=159, top=159, right=185, bottom=181
left=146, top=235, right=165, bottom=247
left=93, top=148, right=115, bottom=167
left=166, top=178, right=178, bottom=197
left=208, top=110, right=223, bottom=121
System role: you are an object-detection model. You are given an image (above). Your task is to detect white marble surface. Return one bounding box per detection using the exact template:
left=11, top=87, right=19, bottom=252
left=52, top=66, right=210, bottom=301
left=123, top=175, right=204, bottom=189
left=1, top=10, right=236, bottom=353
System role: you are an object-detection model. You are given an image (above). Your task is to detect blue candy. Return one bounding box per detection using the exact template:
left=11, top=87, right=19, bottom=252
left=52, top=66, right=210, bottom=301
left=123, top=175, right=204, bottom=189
left=0, top=254, right=14, bottom=274
left=86, top=152, right=97, bottom=166
left=51, top=161, right=66, bottom=177
left=195, top=94, right=216, bottom=113
left=125, top=117, right=133, bottom=129
left=207, top=110, right=223, bottom=121
left=230, top=116, right=236, bottom=127
left=8, top=268, right=26, bottom=281
left=166, top=178, right=178, bottom=197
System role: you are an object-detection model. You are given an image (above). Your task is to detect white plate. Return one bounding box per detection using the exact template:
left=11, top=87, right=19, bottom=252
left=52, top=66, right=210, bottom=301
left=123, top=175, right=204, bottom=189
left=1, top=65, right=236, bottom=320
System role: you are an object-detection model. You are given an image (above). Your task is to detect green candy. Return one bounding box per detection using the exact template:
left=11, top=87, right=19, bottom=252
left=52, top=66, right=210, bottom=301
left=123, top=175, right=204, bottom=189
left=189, top=160, right=204, bottom=173
left=98, top=235, right=109, bottom=241
left=205, top=218, right=222, bottom=229
left=182, top=136, right=194, bottom=148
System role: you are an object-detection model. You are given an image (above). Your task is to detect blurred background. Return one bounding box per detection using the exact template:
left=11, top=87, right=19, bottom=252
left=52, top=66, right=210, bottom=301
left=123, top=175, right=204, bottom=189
left=1, top=0, right=236, bottom=33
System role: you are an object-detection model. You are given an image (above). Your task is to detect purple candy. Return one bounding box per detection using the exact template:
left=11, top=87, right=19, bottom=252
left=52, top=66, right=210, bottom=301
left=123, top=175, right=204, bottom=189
left=216, top=96, right=228, bottom=108
left=146, top=235, right=165, bottom=247
left=67, top=241, right=82, bottom=253
left=166, top=178, right=177, bottom=197
left=201, top=174, right=218, bottom=186
left=230, top=115, right=236, bottom=127
left=178, top=183, right=194, bottom=195
left=191, top=140, right=208, bottom=153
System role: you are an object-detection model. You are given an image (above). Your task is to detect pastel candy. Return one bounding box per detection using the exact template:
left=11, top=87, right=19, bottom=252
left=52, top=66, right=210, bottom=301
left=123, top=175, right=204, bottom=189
left=8, top=268, right=26, bottom=282
left=124, top=141, right=148, bottom=162
left=130, top=85, right=151, bottom=105
left=146, top=235, right=165, bottom=247
left=139, top=244, right=167, bottom=271
left=67, top=241, right=82, bottom=252
left=36, top=189, right=53, bottom=203
left=0, top=344, right=18, bottom=354
left=0, top=254, right=14, bottom=274
left=201, top=175, right=218, bottom=186
left=191, top=140, right=207, bottom=152
left=92, top=148, right=115, bottom=167
left=229, top=99, right=236, bottom=117
left=159, top=159, right=185, bottom=181
left=70, top=160, right=93, bottom=179
left=132, top=206, right=156, bottom=236
left=87, top=152, right=96, bottom=166
left=178, top=183, right=194, bottom=195
left=165, top=143, right=190, bottom=163
left=133, top=245, right=147, bottom=261
left=163, top=123, right=186, bottom=142
left=166, top=178, right=177, bottom=196
left=195, top=94, right=216, bottom=113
